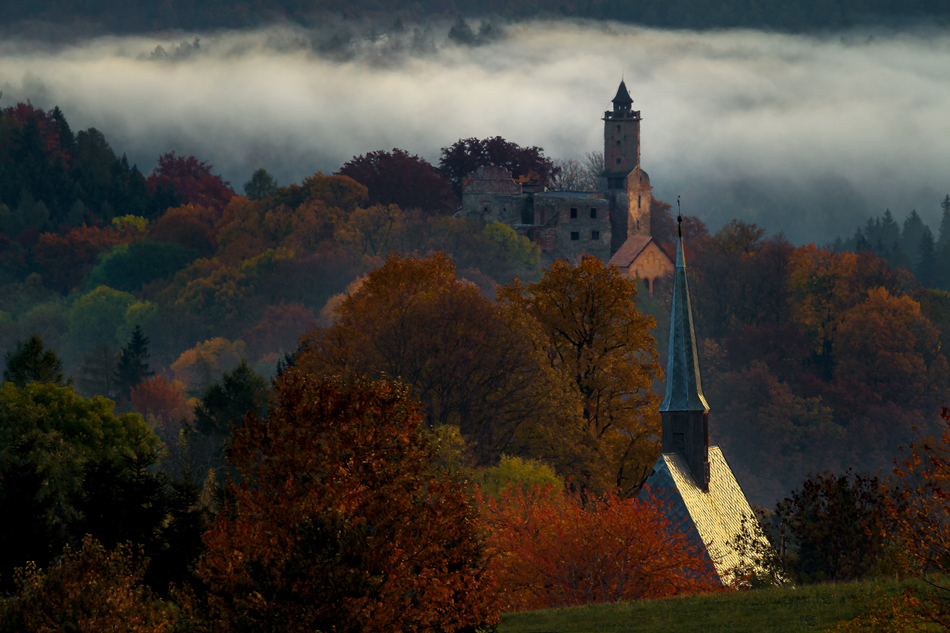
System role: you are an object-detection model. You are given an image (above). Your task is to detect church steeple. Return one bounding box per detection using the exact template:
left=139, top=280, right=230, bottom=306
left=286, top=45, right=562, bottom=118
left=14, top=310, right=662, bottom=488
left=660, top=212, right=710, bottom=490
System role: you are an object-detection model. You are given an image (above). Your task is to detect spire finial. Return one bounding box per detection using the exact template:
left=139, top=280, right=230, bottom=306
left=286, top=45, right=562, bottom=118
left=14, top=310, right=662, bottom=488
left=677, top=196, right=683, bottom=238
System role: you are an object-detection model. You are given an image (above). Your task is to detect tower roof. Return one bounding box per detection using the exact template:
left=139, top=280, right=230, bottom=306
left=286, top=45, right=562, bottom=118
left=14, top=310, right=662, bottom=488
left=612, top=80, right=634, bottom=106
left=659, top=217, right=709, bottom=413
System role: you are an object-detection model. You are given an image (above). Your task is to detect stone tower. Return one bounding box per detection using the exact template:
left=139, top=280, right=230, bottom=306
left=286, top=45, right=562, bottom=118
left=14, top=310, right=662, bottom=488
left=604, top=81, right=652, bottom=253
left=603, top=80, right=640, bottom=174
left=659, top=216, right=710, bottom=491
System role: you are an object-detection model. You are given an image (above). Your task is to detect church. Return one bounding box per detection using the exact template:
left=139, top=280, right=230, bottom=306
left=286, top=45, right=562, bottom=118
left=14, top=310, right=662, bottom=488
left=642, top=217, right=769, bottom=585
left=457, top=81, right=674, bottom=293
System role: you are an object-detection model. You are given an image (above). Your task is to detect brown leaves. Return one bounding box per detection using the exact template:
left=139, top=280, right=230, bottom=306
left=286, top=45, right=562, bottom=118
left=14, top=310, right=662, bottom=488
left=1, top=536, right=168, bottom=633
left=499, top=254, right=662, bottom=494
left=194, top=375, right=498, bottom=632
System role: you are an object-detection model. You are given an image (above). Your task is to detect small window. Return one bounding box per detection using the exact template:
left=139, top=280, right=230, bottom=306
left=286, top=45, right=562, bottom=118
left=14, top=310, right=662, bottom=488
left=616, top=157, right=622, bottom=164
left=570, top=231, right=579, bottom=241
left=616, top=125, right=621, bottom=131
left=590, top=208, right=597, bottom=219
left=673, top=432, right=686, bottom=454
left=570, top=207, right=578, bottom=218
left=591, top=230, right=600, bottom=240
left=616, top=140, right=621, bottom=147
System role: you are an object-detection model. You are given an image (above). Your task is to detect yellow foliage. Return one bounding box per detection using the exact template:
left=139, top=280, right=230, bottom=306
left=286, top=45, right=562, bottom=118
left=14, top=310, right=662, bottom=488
left=499, top=255, right=662, bottom=494
left=171, top=337, right=246, bottom=394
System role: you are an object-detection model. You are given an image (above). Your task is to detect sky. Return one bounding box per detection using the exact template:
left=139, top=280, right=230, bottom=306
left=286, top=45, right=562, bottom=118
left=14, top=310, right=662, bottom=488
left=1, top=19, right=949, bottom=244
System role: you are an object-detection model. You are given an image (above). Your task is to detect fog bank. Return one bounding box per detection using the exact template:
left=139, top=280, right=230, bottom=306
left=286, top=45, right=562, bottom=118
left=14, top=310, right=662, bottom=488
left=2, top=20, right=949, bottom=244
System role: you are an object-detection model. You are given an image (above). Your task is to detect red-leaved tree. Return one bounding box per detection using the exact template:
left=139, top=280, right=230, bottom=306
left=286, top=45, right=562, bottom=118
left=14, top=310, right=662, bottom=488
left=338, top=148, right=458, bottom=214
left=479, top=484, right=722, bottom=612
left=193, top=374, right=498, bottom=632
left=146, top=152, right=234, bottom=212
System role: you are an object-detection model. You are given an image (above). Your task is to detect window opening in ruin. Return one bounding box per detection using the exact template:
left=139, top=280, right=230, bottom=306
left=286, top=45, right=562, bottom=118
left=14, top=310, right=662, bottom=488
left=570, top=232, right=579, bottom=241
left=591, top=231, right=600, bottom=240
left=570, top=207, right=578, bottom=218
left=590, top=208, right=597, bottom=219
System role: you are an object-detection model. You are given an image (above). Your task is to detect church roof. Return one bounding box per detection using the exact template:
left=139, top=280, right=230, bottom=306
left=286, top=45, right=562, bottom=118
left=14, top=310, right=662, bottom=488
left=612, top=80, right=634, bottom=106
left=607, top=235, right=652, bottom=268
left=659, top=227, right=708, bottom=413
left=643, top=447, right=765, bottom=584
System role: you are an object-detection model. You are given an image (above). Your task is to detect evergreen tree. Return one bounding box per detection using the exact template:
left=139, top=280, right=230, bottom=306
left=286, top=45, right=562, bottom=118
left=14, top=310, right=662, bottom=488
left=114, top=325, right=154, bottom=399
left=916, top=227, right=936, bottom=288
left=242, top=168, right=278, bottom=201
left=76, top=339, right=118, bottom=398
left=935, top=240, right=950, bottom=291
left=193, top=359, right=269, bottom=436
left=938, top=194, right=950, bottom=246
left=3, top=335, right=69, bottom=387
left=880, top=210, right=901, bottom=249
left=901, top=210, right=927, bottom=262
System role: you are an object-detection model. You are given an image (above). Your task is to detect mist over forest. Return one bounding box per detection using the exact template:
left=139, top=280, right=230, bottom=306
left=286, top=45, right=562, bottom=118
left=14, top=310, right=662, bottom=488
left=2, top=19, right=949, bottom=244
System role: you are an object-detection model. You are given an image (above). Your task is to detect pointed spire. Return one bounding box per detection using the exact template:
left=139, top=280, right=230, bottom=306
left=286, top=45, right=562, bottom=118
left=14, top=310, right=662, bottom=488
left=612, top=80, right=633, bottom=107
left=660, top=207, right=709, bottom=413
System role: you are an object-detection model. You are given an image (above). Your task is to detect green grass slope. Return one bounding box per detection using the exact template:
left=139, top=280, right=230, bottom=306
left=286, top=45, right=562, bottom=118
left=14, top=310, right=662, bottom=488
left=499, top=579, right=908, bottom=633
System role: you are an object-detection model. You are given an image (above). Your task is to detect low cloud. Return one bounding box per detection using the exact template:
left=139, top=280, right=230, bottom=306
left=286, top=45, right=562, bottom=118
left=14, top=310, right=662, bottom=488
left=2, top=20, right=949, bottom=243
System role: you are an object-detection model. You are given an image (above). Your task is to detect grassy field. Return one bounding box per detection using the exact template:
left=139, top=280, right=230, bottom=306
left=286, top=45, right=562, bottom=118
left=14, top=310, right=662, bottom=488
left=499, top=578, right=909, bottom=633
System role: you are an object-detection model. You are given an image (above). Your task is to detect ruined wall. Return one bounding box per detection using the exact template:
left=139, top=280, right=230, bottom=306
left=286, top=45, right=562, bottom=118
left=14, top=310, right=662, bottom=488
left=541, top=194, right=612, bottom=263
left=627, top=167, right=652, bottom=238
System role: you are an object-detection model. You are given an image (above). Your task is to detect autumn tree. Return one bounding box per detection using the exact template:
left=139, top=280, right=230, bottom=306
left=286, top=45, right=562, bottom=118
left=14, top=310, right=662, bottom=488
left=838, top=407, right=950, bottom=630
left=479, top=484, right=720, bottom=611
left=338, top=148, right=458, bottom=214
left=130, top=375, right=193, bottom=433
left=439, top=136, right=560, bottom=197
left=146, top=152, right=234, bottom=212
left=0, top=537, right=168, bottom=633
left=194, top=375, right=498, bottom=632
left=296, top=252, right=568, bottom=463
left=498, top=255, right=661, bottom=493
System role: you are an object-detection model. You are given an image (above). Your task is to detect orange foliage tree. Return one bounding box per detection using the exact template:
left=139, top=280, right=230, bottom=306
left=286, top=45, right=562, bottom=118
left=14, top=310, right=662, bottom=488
left=193, top=374, right=498, bottom=632
left=479, top=484, right=721, bottom=612
left=295, top=252, right=568, bottom=463
left=130, top=375, right=193, bottom=432
left=240, top=302, right=316, bottom=360
left=838, top=407, right=950, bottom=630
left=0, top=536, right=168, bottom=633
left=32, top=225, right=132, bottom=292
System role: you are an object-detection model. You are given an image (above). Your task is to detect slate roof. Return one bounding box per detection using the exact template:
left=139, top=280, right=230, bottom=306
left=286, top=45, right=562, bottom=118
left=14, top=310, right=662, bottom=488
left=613, top=80, right=634, bottom=106
left=659, top=232, right=708, bottom=413
left=642, top=446, right=767, bottom=585
left=607, top=235, right=653, bottom=268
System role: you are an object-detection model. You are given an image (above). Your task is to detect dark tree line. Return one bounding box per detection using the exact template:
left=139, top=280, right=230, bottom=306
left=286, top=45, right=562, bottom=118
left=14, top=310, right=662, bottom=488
left=2, top=0, right=948, bottom=34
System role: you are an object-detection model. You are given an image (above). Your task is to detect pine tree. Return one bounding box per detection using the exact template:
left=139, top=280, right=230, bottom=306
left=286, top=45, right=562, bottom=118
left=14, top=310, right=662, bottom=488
left=76, top=339, right=118, bottom=398
left=916, top=227, right=936, bottom=288
left=3, top=335, right=70, bottom=387
left=901, top=210, right=927, bottom=262
left=114, top=325, right=154, bottom=399
left=193, top=360, right=269, bottom=436
left=937, top=194, right=950, bottom=246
